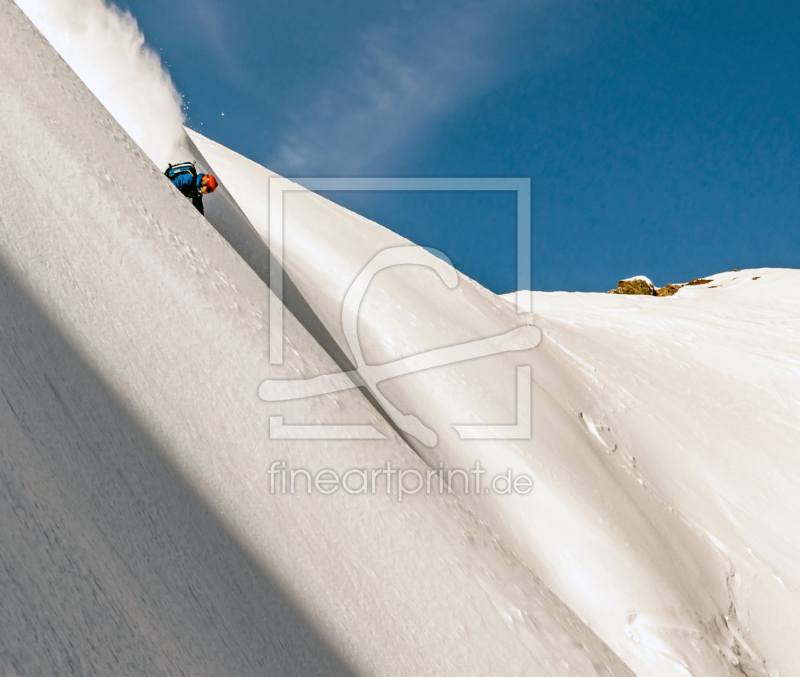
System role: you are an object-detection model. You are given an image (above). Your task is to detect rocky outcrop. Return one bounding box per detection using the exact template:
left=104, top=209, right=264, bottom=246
left=608, top=276, right=713, bottom=297
left=607, top=276, right=656, bottom=295
left=655, top=284, right=683, bottom=297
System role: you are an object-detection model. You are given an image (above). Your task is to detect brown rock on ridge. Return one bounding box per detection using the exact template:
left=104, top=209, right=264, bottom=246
left=607, top=278, right=657, bottom=296
left=608, top=276, right=717, bottom=297
left=655, top=284, right=683, bottom=297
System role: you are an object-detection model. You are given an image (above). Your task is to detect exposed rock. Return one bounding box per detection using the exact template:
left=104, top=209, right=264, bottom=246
left=607, top=276, right=656, bottom=296
left=656, top=284, right=683, bottom=297
left=608, top=275, right=722, bottom=297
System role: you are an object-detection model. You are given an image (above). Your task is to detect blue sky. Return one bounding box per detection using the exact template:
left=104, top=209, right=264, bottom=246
left=122, top=0, right=800, bottom=293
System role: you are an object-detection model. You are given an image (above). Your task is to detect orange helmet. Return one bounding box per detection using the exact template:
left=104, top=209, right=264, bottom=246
left=203, top=174, right=218, bottom=192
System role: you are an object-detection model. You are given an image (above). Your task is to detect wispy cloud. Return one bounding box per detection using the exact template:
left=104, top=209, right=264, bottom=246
left=271, top=2, right=530, bottom=176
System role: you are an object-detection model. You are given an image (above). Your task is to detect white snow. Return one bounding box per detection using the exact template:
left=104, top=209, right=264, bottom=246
left=188, top=129, right=794, bottom=676
left=3, top=1, right=799, bottom=675
left=0, top=3, right=629, bottom=676
left=622, top=275, right=655, bottom=285
left=519, top=268, right=800, bottom=677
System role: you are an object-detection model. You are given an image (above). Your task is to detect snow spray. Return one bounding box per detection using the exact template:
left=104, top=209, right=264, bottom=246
left=14, top=0, right=187, bottom=169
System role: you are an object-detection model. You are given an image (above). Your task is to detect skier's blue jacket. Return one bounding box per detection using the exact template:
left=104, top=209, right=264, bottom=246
left=170, top=171, right=208, bottom=215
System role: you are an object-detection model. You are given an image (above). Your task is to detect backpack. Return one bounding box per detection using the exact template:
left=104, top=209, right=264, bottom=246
left=165, top=161, right=198, bottom=182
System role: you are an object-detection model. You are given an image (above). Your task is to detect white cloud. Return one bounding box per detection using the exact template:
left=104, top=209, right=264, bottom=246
left=271, top=3, right=515, bottom=176
left=15, top=0, right=187, bottom=170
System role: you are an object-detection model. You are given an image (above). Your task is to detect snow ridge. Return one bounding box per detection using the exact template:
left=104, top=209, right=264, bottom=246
left=187, top=130, right=775, bottom=677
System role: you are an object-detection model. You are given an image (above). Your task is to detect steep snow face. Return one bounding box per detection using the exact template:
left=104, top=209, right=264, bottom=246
left=9, top=0, right=794, bottom=671
left=526, top=270, right=800, bottom=677
left=188, top=130, right=771, bottom=676
left=0, top=3, right=634, bottom=676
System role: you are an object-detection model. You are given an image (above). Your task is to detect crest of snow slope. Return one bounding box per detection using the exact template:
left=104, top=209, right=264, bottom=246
left=188, top=130, right=770, bottom=676
left=14, top=0, right=186, bottom=169
left=0, top=3, right=633, bottom=675
left=515, top=272, right=800, bottom=677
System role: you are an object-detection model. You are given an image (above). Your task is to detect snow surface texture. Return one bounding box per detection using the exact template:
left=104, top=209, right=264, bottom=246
left=188, top=129, right=790, bottom=676
left=3, top=1, right=797, bottom=674
left=14, top=0, right=186, bottom=169
left=520, top=273, right=800, bottom=677
left=0, top=3, right=632, bottom=675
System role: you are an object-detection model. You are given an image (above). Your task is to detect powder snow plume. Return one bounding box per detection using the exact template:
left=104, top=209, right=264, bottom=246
left=14, top=0, right=186, bottom=170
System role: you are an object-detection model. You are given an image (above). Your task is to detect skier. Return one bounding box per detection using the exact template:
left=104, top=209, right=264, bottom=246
left=165, top=162, right=218, bottom=215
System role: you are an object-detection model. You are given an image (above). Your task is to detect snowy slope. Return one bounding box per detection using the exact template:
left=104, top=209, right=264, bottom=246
left=188, top=133, right=780, bottom=676
left=525, top=270, right=800, bottom=677
left=0, top=3, right=633, bottom=676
